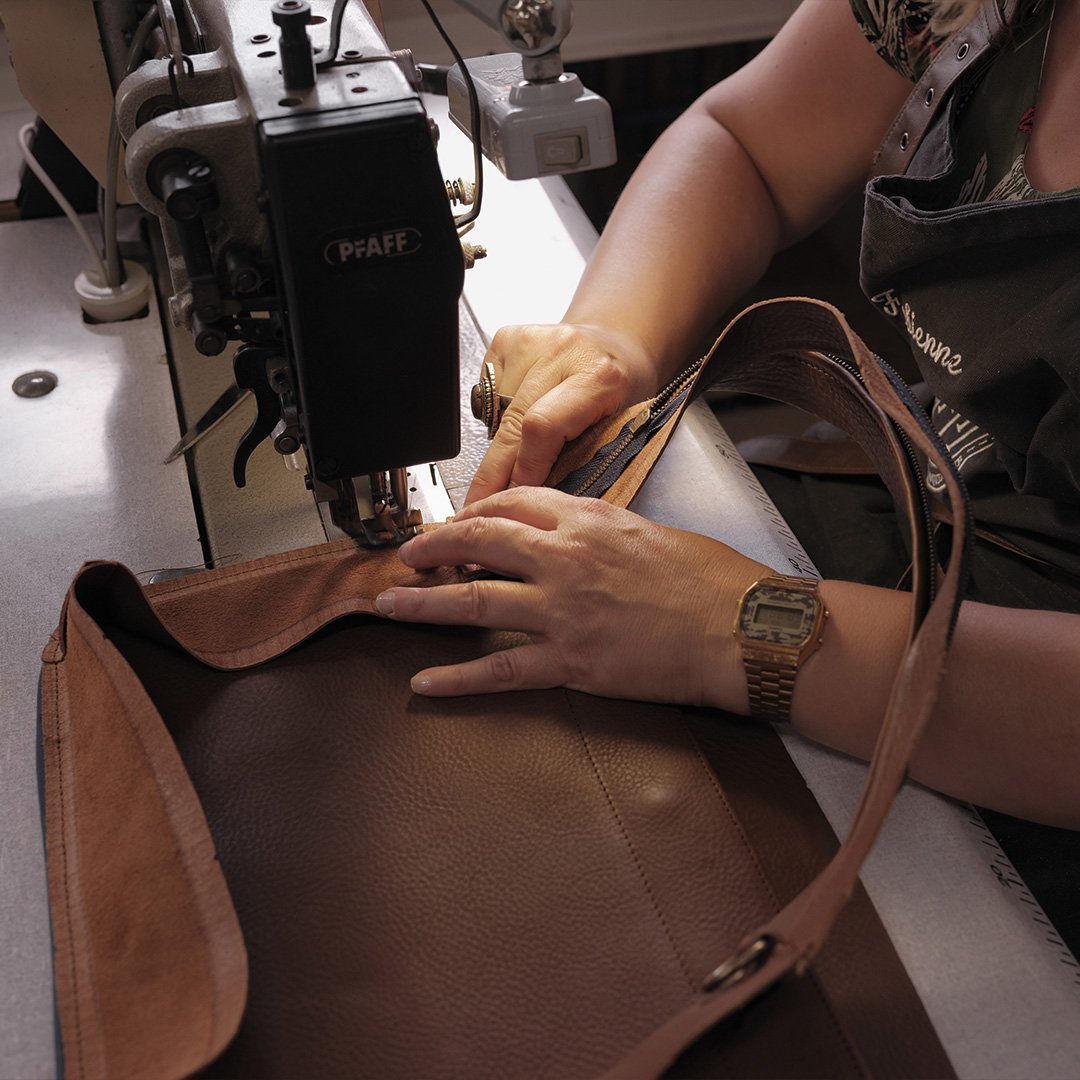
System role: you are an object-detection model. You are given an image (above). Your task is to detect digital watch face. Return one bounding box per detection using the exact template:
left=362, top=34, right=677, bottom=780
left=739, top=585, right=817, bottom=646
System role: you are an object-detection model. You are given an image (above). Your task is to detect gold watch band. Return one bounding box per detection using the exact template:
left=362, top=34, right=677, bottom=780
left=742, top=648, right=800, bottom=722
left=735, top=574, right=826, bottom=724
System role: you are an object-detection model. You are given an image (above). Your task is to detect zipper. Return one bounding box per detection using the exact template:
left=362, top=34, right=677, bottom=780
left=565, top=356, right=706, bottom=498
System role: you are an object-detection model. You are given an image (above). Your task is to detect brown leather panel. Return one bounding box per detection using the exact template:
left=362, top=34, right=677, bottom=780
left=44, top=548, right=954, bottom=1080
left=41, top=568, right=247, bottom=1080
left=88, top=594, right=949, bottom=1078
left=141, top=538, right=464, bottom=669
left=737, top=433, right=877, bottom=476
left=41, top=299, right=964, bottom=1079
left=687, top=717, right=955, bottom=1079
left=109, top=619, right=789, bottom=1078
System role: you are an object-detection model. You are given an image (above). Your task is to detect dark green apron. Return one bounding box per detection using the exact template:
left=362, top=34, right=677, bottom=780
left=755, top=0, right=1080, bottom=958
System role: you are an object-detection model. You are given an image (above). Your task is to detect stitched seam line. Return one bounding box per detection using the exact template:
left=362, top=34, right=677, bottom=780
left=183, top=599, right=375, bottom=662
left=684, top=725, right=781, bottom=911
left=684, top=723, right=864, bottom=1074
left=804, top=965, right=870, bottom=1075
left=52, top=660, right=86, bottom=1080
left=565, top=693, right=695, bottom=992
left=145, top=541, right=357, bottom=598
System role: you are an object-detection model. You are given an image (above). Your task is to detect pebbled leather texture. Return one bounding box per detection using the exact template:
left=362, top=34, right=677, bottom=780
left=40, top=298, right=962, bottom=1079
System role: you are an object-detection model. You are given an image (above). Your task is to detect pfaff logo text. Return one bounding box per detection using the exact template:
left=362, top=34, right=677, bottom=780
left=323, top=228, right=422, bottom=266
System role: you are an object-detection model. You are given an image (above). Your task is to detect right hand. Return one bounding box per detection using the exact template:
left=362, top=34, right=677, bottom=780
left=465, top=322, right=660, bottom=504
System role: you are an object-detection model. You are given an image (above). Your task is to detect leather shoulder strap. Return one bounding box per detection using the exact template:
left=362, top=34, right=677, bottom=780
left=871, top=0, right=1020, bottom=179
left=603, top=297, right=971, bottom=1078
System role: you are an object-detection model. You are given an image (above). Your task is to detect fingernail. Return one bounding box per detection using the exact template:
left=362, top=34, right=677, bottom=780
left=398, top=539, right=415, bottom=565
left=375, top=590, right=395, bottom=615
left=411, top=673, right=431, bottom=694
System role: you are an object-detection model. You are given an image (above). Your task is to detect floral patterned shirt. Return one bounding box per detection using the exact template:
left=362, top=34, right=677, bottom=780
left=849, top=0, right=1062, bottom=204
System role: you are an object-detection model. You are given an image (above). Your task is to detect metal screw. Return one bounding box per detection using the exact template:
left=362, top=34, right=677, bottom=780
left=461, top=241, right=487, bottom=270
left=233, top=268, right=259, bottom=294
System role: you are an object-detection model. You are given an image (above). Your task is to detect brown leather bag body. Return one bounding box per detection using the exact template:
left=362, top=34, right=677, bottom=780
left=40, top=300, right=967, bottom=1079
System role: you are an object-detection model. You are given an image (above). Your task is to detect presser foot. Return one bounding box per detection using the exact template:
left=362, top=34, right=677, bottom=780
left=317, top=469, right=422, bottom=547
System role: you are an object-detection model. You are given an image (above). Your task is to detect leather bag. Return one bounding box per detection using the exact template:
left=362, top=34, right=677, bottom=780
left=40, top=298, right=968, bottom=1079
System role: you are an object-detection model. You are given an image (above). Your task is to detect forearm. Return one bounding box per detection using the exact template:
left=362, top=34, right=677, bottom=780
left=564, top=105, right=783, bottom=385
left=788, top=582, right=1080, bottom=830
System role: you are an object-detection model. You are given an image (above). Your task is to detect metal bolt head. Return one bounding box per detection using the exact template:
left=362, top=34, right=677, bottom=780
left=195, top=329, right=227, bottom=356
left=232, top=268, right=259, bottom=294
left=12, top=370, right=58, bottom=398
left=273, top=0, right=310, bottom=25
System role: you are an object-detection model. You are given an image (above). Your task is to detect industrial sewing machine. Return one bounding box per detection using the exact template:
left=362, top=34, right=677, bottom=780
left=1, top=0, right=614, bottom=545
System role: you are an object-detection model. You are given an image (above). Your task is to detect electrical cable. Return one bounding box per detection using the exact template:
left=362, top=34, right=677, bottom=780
left=17, top=123, right=109, bottom=282
left=416, top=0, right=484, bottom=230
left=312, top=0, right=482, bottom=229
left=315, top=0, right=350, bottom=68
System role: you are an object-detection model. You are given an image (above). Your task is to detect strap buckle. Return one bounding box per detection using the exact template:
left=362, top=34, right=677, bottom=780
left=702, top=934, right=775, bottom=993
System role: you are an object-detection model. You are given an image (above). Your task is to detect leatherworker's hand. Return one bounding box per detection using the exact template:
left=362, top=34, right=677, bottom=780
left=465, top=323, right=660, bottom=505
left=375, top=487, right=767, bottom=706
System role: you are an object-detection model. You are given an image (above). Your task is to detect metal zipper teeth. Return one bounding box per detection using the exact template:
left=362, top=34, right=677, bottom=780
left=822, top=351, right=938, bottom=605
left=567, top=356, right=707, bottom=498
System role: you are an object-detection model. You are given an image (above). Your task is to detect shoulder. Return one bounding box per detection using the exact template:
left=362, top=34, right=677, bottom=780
left=848, top=0, right=948, bottom=81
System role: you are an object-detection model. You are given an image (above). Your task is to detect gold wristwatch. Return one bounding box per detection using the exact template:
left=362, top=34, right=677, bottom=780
left=734, top=574, right=828, bottom=722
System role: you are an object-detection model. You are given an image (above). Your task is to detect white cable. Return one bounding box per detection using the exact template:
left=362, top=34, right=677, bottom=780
left=17, top=122, right=109, bottom=282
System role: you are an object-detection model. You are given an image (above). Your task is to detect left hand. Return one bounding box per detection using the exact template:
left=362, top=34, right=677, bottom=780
left=375, top=487, right=766, bottom=706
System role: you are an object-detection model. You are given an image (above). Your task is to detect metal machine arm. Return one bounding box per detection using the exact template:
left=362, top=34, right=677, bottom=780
left=1, top=0, right=614, bottom=546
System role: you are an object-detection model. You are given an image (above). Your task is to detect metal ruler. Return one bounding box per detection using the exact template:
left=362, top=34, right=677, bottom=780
left=966, top=809, right=1080, bottom=990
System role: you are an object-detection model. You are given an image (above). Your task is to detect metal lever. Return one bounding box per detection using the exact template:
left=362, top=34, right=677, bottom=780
left=232, top=346, right=284, bottom=487
left=164, top=383, right=251, bottom=464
